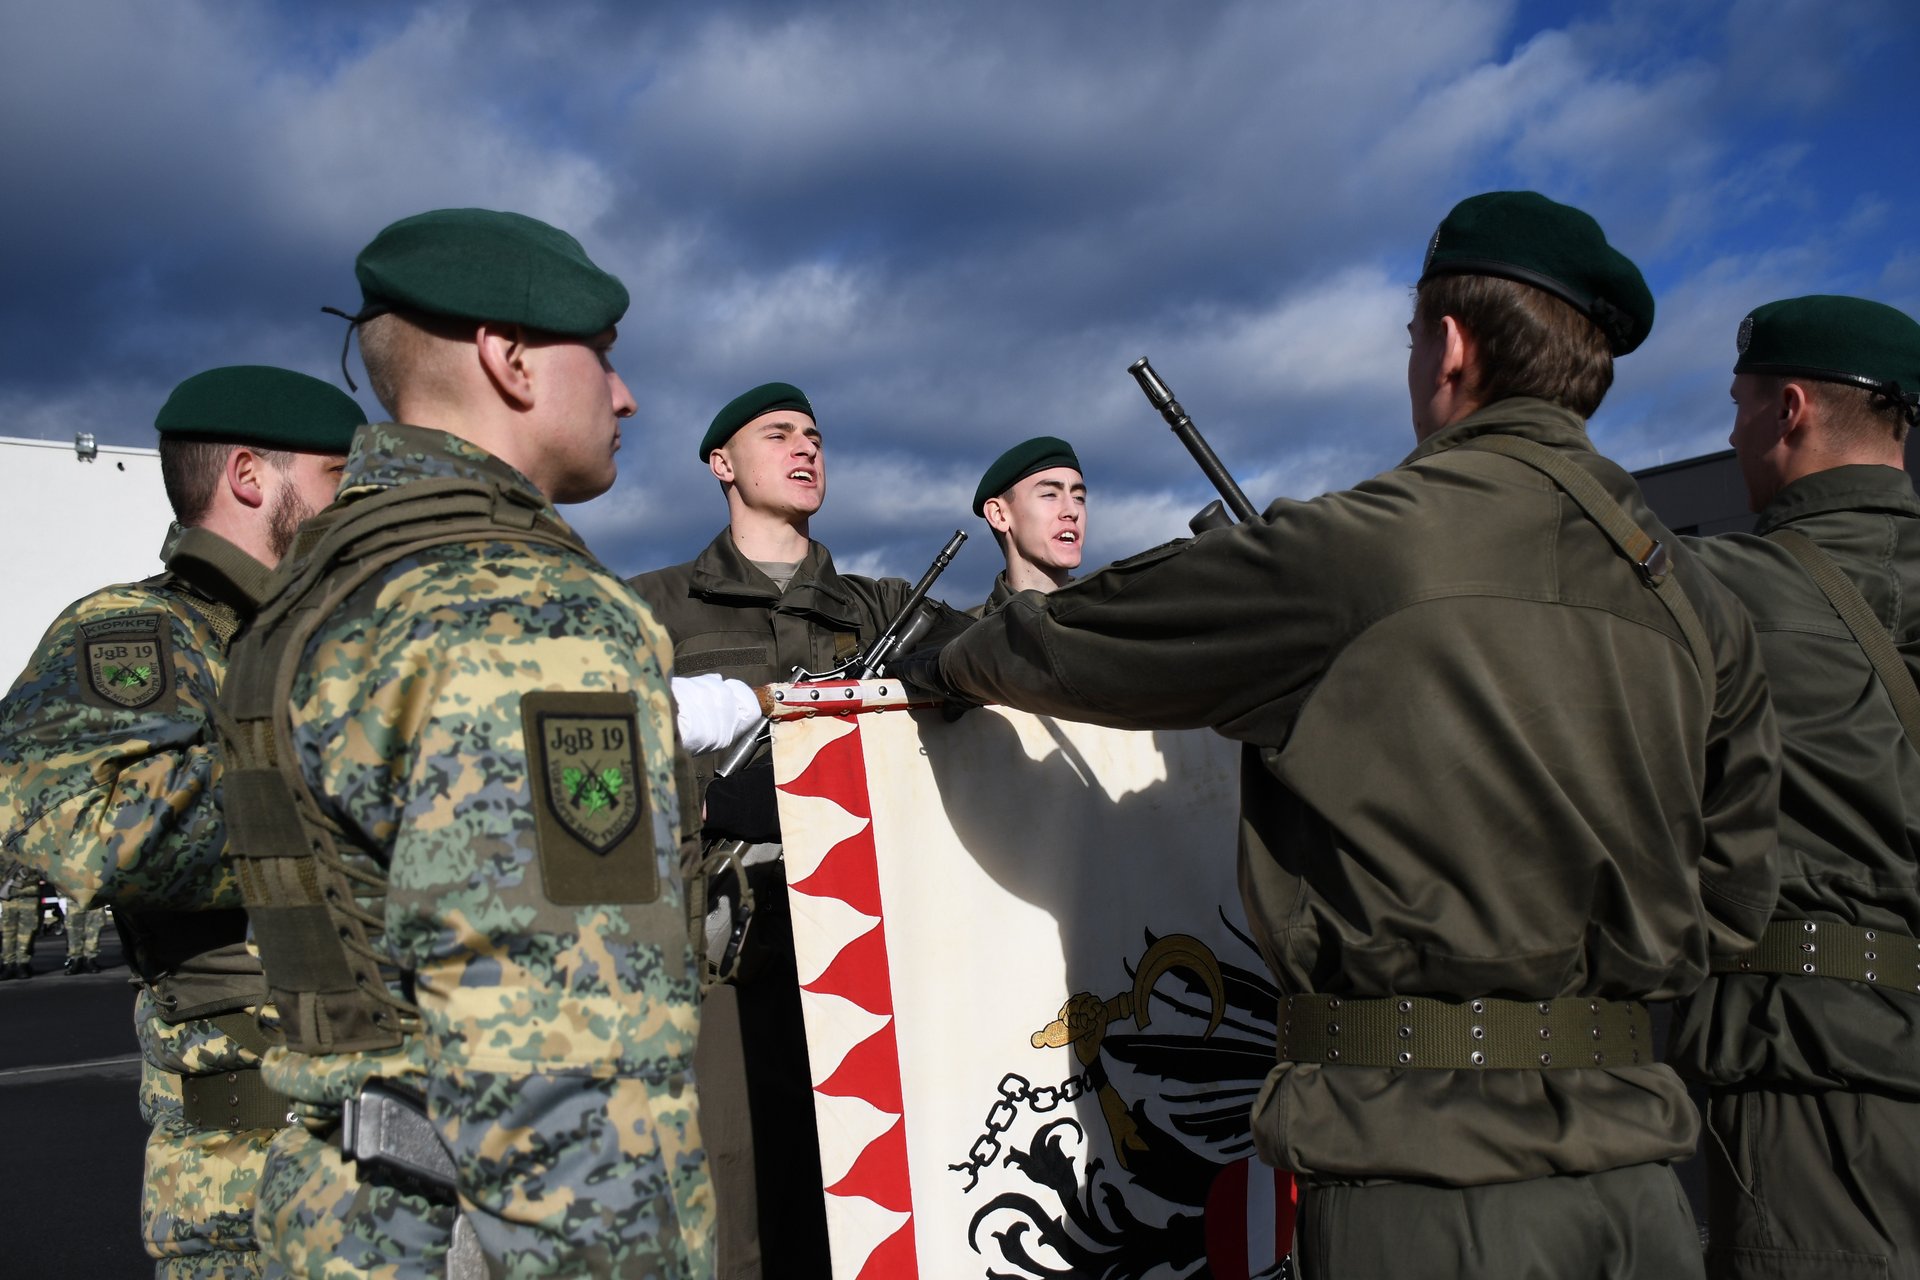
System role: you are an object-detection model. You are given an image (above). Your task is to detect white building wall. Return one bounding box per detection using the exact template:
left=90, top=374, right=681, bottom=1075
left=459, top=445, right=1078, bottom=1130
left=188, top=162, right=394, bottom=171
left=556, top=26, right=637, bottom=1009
left=0, top=434, right=176, bottom=686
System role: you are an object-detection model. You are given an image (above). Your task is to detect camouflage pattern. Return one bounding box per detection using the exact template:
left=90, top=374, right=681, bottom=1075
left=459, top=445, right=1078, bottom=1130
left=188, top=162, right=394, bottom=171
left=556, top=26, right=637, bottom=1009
left=246, top=421, right=710, bottom=1277
left=253, top=1125, right=454, bottom=1280
left=0, top=530, right=280, bottom=1271
left=1, top=885, right=36, bottom=963
left=65, top=904, right=106, bottom=958
left=0, top=545, right=236, bottom=910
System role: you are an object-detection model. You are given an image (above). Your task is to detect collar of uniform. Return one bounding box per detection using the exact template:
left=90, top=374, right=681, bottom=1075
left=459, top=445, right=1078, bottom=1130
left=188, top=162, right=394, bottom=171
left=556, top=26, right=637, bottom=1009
left=1400, top=396, right=1593, bottom=467
left=1755, top=463, right=1920, bottom=535
left=335, top=421, right=555, bottom=515
left=686, top=528, right=865, bottom=624
left=163, top=524, right=275, bottom=614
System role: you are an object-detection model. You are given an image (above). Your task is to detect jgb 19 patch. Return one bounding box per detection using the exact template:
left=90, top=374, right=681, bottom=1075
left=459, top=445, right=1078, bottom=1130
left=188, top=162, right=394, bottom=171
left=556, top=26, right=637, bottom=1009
left=522, top=690, right=658, bottom=905
left=78, top=613, right=174, bottom=713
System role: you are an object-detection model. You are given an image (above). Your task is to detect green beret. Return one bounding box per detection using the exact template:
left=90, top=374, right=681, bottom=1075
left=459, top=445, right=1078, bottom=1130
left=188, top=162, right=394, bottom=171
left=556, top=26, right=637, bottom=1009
left=154, top=366, right=365, bottom=452
left=699, top=382, right=813, bottom=461
left=1420, top=191, right=1654, bottom=356
left=354, top=208, right=628, bottom=336
left=1735, top=295, right=1920, bottom=422
left=973, top=436, right=1082, bottom=516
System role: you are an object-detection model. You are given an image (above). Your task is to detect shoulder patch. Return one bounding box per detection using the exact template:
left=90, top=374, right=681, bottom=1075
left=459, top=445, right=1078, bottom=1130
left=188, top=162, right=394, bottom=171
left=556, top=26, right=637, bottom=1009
left=77, top=614, right=175, bottom=713
left=521, top=690, right=658, bottom=905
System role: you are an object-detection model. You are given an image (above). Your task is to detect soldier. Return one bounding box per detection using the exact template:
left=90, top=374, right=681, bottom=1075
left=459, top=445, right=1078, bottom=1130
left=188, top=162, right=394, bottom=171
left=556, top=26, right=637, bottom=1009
left=1668, top=295, right=1920, bottom=1277
left=217, top=207, right=709, bottom=1278
left=971, top=435, right=1085, bottom=614
left=630, top=382, right=947, bottom=1279
left=0, top=364, right=360, bottom=1276
left=61, top=901, right=106, bottom=974
left=900, top=191, right=1781, bottom=1279
left=0, top=859, right=39, bottom=978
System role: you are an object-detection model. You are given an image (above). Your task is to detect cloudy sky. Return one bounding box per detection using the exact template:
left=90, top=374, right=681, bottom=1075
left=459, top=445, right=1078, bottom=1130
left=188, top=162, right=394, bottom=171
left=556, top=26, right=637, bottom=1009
left=3, top=0, right=1916, bottom=601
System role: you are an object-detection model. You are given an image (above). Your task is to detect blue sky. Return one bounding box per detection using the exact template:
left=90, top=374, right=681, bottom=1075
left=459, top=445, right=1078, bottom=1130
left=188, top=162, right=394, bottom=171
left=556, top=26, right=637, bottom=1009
left=2, top=0, right=1915, bottom=601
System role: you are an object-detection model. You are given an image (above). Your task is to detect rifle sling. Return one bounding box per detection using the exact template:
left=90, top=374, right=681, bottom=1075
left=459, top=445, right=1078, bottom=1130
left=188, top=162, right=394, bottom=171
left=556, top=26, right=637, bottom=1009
left=1766, top=527, right=1920, bottom=753
left=1461, top=435, right=1715, bottom=702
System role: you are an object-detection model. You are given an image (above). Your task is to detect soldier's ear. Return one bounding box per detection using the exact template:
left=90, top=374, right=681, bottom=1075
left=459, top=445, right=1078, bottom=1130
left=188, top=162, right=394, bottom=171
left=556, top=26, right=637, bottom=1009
left=709, top=447, right=736, bottom=485
left=1779, top=381, right=1812, bottom=439
left=475, top=323, right=535, bottom=410
left=226, top=447, right=270, bottom=511
left=982, top=495, right=1013, bottom=534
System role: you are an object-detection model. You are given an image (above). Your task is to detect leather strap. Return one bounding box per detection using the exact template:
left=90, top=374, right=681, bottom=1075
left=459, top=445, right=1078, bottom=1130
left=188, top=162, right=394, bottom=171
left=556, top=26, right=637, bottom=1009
left=1279, top=993, right=1653, bottom=1069
left=1767, top=527, right=1920, bottom=752
left=1462, top=435, right=1716, bottom=703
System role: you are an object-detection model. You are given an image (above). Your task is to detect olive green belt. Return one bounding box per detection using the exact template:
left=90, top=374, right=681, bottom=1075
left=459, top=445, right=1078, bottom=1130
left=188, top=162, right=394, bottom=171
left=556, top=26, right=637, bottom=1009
left=180, top=1066, right=291, bottom=1131
left=1279, top=994, right=1652, bottom=1070
left=1718, top=919, right=1920, bottom=995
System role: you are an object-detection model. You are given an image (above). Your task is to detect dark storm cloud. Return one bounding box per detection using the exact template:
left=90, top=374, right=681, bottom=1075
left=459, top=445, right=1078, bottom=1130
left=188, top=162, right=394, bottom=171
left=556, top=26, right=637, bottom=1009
left=2, top=0, right=1915, bottom=603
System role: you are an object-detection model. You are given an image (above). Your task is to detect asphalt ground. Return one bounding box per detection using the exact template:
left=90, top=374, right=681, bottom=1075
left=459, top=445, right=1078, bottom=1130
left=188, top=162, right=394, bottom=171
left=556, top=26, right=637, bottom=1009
left=0, top=927, right=153, bottom=1279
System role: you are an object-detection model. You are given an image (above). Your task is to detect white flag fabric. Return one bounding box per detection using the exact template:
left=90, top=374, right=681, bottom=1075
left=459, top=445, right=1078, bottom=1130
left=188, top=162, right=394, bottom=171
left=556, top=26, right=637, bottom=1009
left=771, top=684, right=1295, bottom=1280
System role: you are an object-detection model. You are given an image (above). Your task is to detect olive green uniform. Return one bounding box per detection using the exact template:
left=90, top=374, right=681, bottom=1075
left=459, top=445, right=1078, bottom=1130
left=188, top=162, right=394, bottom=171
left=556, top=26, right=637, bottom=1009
left=630, top=532, right=915, bottom=1280
left=937, top=398, right=1782, bottom=1278
left=0, top=527, right=283, bottom=1276
left=1671, top=464, right=1920, bottom=1278
left=967, top=571, right=1019, bottom=619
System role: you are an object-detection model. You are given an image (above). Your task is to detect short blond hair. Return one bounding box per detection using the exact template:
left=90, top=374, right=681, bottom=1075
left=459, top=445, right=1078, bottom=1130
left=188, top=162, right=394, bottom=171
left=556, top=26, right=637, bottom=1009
left=357, top=311, right=470, bottom=418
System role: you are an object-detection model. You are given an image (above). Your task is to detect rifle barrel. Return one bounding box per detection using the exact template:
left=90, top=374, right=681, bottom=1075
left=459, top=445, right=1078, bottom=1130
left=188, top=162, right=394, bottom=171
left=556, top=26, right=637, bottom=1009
left=1128, top=357, right=1259, bottom=524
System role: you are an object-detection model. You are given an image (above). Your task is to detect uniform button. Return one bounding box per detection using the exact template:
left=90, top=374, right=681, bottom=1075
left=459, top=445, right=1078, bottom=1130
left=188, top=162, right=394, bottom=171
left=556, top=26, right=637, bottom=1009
left=1539, top=1028, right=1551, bottom=1040
left=1470, top=1000, right=1484, bottom=1014
left=1326, top=1048, right=1340, bottom=1062
left=1396, top=1000, right=1412, bottom=1013
left=1470, top=1051, right=1485, bottom=1066
left=1537, top=1002, right=1551, bottom=1015
left=1396, top=1051, right=1411, bottom=1065
left=1539, top=1053, right=1552, bottom=1066
left=1470, top=1025, right=1485, bottom=1040
left=1326, top=1022, right=1340, bottom=1036
left=1866, top=971, right=1878, bottom=982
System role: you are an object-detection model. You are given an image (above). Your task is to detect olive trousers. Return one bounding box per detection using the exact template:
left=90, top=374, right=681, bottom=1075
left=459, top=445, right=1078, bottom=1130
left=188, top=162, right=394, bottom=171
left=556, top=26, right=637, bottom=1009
left=1704, top=1086, right=1920, bottom=1279
left=1295, top=1160, right=1703, bottom=1280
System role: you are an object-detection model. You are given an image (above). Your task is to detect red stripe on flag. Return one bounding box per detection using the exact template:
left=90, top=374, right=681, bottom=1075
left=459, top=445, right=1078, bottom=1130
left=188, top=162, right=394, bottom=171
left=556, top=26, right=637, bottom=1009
left=817, top=1016, right=906, bottom=1114
left=806, top=922, right=893, bottom=1014
left=853, top=1213, right=919, bottom=1280
left=779, top=719, right=871, bottom=818
left=826, top=1105, right=912, bottom=1211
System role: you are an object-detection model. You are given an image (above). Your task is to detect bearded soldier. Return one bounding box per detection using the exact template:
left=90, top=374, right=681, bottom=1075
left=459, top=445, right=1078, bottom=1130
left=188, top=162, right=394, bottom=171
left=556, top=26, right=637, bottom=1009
left=902, top=191, right=1781, bottom=1279
left=971, top=436, right=1086, bottom=615
left=218, top=208, right=711, bottom=1277
left=0, top=365, right=360, bottom=1277
left=1669, top=295, right=1920, bottom=1278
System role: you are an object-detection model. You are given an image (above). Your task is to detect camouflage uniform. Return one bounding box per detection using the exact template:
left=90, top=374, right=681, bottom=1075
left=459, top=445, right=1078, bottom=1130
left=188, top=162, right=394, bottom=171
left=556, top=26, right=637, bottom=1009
left=0, top=857, right=39, bottom=970
left=65, top=905, right=107, bottom=965
left=0, top=525, right=283, bottom=1276
left=233, top=422, right=709, bottom=1278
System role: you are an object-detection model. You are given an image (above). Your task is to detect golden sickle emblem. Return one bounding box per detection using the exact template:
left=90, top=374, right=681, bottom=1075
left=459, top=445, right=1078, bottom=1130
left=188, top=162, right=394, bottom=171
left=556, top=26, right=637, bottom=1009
left=1028, top=933, right=1227, bottom=1169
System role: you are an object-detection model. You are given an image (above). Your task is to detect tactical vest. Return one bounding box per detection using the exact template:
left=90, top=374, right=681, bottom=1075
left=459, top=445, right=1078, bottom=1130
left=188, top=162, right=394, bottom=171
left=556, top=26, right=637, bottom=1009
left=218, top=476, right=588, bottom=1054
left=118, top=529, right=277, bottom=1025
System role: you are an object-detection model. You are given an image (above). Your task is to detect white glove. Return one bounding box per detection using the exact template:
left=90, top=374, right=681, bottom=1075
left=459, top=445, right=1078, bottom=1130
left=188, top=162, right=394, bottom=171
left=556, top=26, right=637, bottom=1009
left=671, top=674, right=764, bottom=755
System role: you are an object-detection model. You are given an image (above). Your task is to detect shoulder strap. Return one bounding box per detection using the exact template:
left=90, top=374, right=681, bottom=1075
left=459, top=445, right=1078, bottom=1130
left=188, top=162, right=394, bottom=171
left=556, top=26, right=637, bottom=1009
left=1767, top=527, right=1920, bottom=751
left=1460, top=434, right=1716, bottom=702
